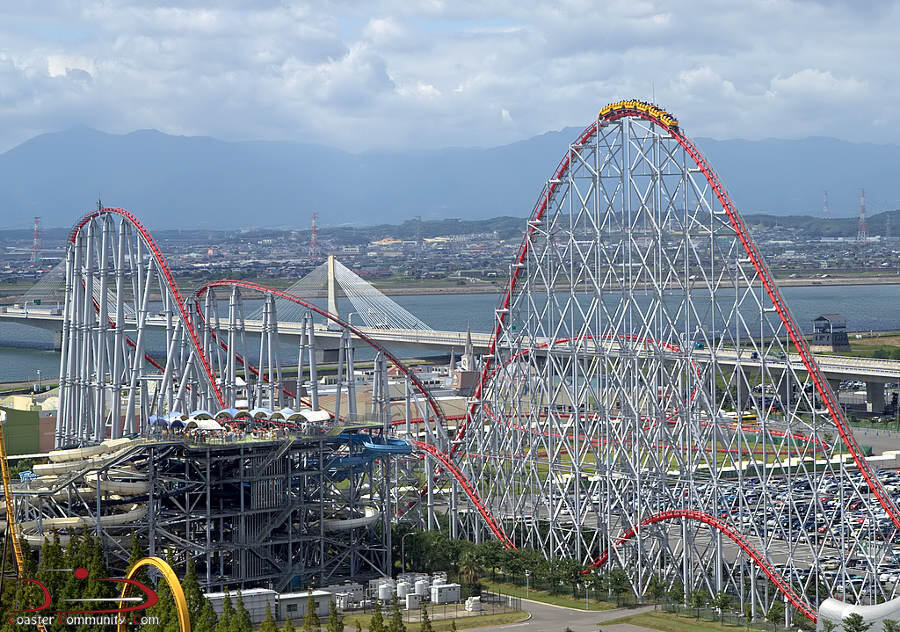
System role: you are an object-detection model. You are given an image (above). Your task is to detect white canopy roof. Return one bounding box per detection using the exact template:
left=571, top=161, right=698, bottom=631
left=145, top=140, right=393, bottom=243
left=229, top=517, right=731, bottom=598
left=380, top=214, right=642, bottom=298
left=300, top=409, right=331, bottom=423
left=185, top=419, right=223, bottom=431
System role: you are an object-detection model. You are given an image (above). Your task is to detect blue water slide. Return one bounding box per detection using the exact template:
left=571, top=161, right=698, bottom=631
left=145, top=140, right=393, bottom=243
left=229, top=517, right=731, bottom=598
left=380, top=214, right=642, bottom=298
left=348, top=433, right=412, bottom=455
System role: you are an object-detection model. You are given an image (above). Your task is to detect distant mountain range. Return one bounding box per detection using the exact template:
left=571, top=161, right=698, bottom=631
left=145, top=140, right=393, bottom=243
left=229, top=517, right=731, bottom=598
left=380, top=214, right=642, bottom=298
left=1, top=126, right=897, bottom=230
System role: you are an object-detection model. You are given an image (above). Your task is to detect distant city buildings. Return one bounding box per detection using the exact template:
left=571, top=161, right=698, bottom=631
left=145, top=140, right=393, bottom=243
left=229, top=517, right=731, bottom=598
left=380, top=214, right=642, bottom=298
left=2, top=215, right=900, bottom=291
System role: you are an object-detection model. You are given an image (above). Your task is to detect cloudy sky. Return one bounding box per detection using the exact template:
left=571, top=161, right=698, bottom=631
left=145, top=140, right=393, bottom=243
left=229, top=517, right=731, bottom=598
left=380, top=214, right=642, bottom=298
left=0, top=1, right=895, bottom=153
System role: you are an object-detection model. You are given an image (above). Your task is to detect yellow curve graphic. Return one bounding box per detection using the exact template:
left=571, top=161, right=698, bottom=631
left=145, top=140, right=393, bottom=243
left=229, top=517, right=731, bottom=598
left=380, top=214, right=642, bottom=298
left=117, top=556, right=191, bottom=632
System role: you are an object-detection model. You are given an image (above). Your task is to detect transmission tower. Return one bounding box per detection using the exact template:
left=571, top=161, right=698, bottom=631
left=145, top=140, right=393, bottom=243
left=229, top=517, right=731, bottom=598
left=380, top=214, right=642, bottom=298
left=31, top=217, right=40, bottom=266
left=415, top=215, right=424, bottom=256
left=308, top=213, right=320, bottom=258
left=857, top=188, right=868, bottom=242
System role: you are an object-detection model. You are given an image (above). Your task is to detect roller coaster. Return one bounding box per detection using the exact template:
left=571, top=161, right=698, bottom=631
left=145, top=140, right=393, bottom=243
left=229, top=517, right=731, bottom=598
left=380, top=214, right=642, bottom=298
left=3, top=100, right=900, bottom=625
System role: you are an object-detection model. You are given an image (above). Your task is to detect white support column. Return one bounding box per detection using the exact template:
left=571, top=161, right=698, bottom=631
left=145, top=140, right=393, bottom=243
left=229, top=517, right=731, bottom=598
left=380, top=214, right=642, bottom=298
left=306, top=312, right=319, bottom=410
left=327, top=255, right=340, bottom=323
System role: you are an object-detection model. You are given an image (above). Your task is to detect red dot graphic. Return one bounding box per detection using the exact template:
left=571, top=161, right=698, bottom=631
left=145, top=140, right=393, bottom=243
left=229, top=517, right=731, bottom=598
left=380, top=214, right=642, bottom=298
left=74, top=567, right=89, bottom=579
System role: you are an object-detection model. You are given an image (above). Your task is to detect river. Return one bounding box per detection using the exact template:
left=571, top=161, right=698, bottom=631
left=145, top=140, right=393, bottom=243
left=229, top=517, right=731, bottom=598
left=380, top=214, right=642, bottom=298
left=1, top=283, right=899, bottom=383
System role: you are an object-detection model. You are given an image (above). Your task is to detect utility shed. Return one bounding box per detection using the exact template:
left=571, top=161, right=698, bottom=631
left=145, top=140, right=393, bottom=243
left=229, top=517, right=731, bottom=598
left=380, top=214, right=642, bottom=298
left=278, top=590, right=332, bottom=620
left=204, top=589, right=277, bottom=624
left=431, top=583, right=461, bottom=604
left=811, top=313, right=851, bottom=352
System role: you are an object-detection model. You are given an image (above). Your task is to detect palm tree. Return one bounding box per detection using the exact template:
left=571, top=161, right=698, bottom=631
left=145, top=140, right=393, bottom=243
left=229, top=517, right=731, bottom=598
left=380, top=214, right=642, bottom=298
left=459, top=552, right=481, bottom=591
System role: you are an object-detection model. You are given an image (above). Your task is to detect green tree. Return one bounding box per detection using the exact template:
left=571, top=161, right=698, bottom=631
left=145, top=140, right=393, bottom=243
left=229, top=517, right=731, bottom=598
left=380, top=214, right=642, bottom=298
left=459, top=551, right=481, bottom=597
left=139, top=566, right=175, bottom=632
left=882, top=620, right=900, bottom=632
left=260, top=602, right=279, bottom=632
left=478, top=541, right=505, bottom=581
left=420, top=605, right=433, bottom=632
left=128, top=532, right=143, bottom=567
left=387, top=595, right=405, bottom=632
left=326, top=599, right=343, bottom=632
left=543, top=559, right=564, bottom=594
left=766, top=601, right=785, bottom=627
left=690, top=588, right=708, bottom=609
left=234, top=593, right=253, bottom=632
left=37, top=532, right=67, bottom=613
left=304, top=590, right=320, bottom=631
left=558, top=558, right=585, bottom=598
left=449, top=620, right=457, bottom=632
left=63, top=533, right=118, bottom=632
left=606, top=568, right=630, bottom=605
left=1, top=540, right=39, bottom=632
left=646, top=574, right=666, bottom=606
left=283, top=615, right=295, bottom=632
left=215, top=592, right=235, bottom=632
left=843, top=613, right=873, bottom=632
left=183, top=555, right=215, bottom=632
left=354, top=621, right=362, bottom=632
left=712, top=590, right=730, bottom=610
left=669, top=581, right=684, bottom=606
left=196, top=599, right=219, bottom=632
left=712, top=591, right=731, bottom=622
left=370, top=600, right=386, bottom=632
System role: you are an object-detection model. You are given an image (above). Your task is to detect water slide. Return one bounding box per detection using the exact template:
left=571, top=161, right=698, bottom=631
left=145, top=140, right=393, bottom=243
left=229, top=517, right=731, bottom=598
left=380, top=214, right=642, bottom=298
left=1, top=437, right=149, bottom=546
left=85, top=472, right=150, bottom=495
left=47, top=437, right=133, bottom=462
left=33, top=440, right=138, bottom=476
left=2, top=504, right=147, bottom=546
left=346, top=433, right=412, bottom=454
left=320, top=505, right=381, bottom=532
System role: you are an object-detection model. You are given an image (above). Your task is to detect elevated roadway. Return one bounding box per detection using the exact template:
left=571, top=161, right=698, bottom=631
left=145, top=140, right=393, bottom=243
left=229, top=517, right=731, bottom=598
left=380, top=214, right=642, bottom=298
left=3, top=305, right=900, bottom=387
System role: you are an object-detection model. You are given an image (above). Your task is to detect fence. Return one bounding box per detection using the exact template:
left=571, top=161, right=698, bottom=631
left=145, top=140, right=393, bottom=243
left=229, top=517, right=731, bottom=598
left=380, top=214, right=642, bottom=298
left=661, top=602, right=809, bottom=632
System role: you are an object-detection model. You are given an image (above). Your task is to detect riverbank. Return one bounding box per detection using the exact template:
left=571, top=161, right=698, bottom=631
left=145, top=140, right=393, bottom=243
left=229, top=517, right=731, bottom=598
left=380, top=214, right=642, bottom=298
left=375, top=274, right=900, bottom=296
left=3, top=272, right=900, bottom=303
left=370, top=272, right=900, bottom=296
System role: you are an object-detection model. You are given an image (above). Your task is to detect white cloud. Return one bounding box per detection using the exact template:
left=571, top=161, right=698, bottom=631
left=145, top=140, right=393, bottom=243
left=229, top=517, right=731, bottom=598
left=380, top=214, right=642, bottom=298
left=770, top=68, right=867, bottom=99
left=47, top=54, right=94, bottom=78
left=1, top=1, right=900, bottom=151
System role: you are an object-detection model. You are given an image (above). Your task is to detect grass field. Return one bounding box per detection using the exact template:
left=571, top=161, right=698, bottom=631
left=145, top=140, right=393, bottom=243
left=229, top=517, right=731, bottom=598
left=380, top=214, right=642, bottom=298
left=603, top=610, right=750, bottom=632
left=342, top=610, right=529, bottom=631
left=817, top=331, right=900, bottom=359
left=480, top=580, right=617, bottom=611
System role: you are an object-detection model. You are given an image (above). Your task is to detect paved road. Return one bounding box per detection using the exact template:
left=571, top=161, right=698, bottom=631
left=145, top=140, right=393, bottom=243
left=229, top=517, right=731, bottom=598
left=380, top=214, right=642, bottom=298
left=493, top=601, right=656, bottom=632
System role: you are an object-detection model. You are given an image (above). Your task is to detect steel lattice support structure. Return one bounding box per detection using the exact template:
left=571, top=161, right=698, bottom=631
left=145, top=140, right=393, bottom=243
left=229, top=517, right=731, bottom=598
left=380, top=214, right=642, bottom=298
left=56, top=207, right=223, bottom=446
left=451, top=102, right=900, bottom=622
left=8, top=208, right=451, bottom=592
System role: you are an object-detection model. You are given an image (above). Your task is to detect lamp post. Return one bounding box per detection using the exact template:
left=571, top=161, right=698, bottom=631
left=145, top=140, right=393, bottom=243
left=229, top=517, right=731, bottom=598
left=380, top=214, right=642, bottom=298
left=525, top=570, right=531, bottom=598
left=401, top=532, right=414, bottom=574
left=36, top=369, right=41, bottom=392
